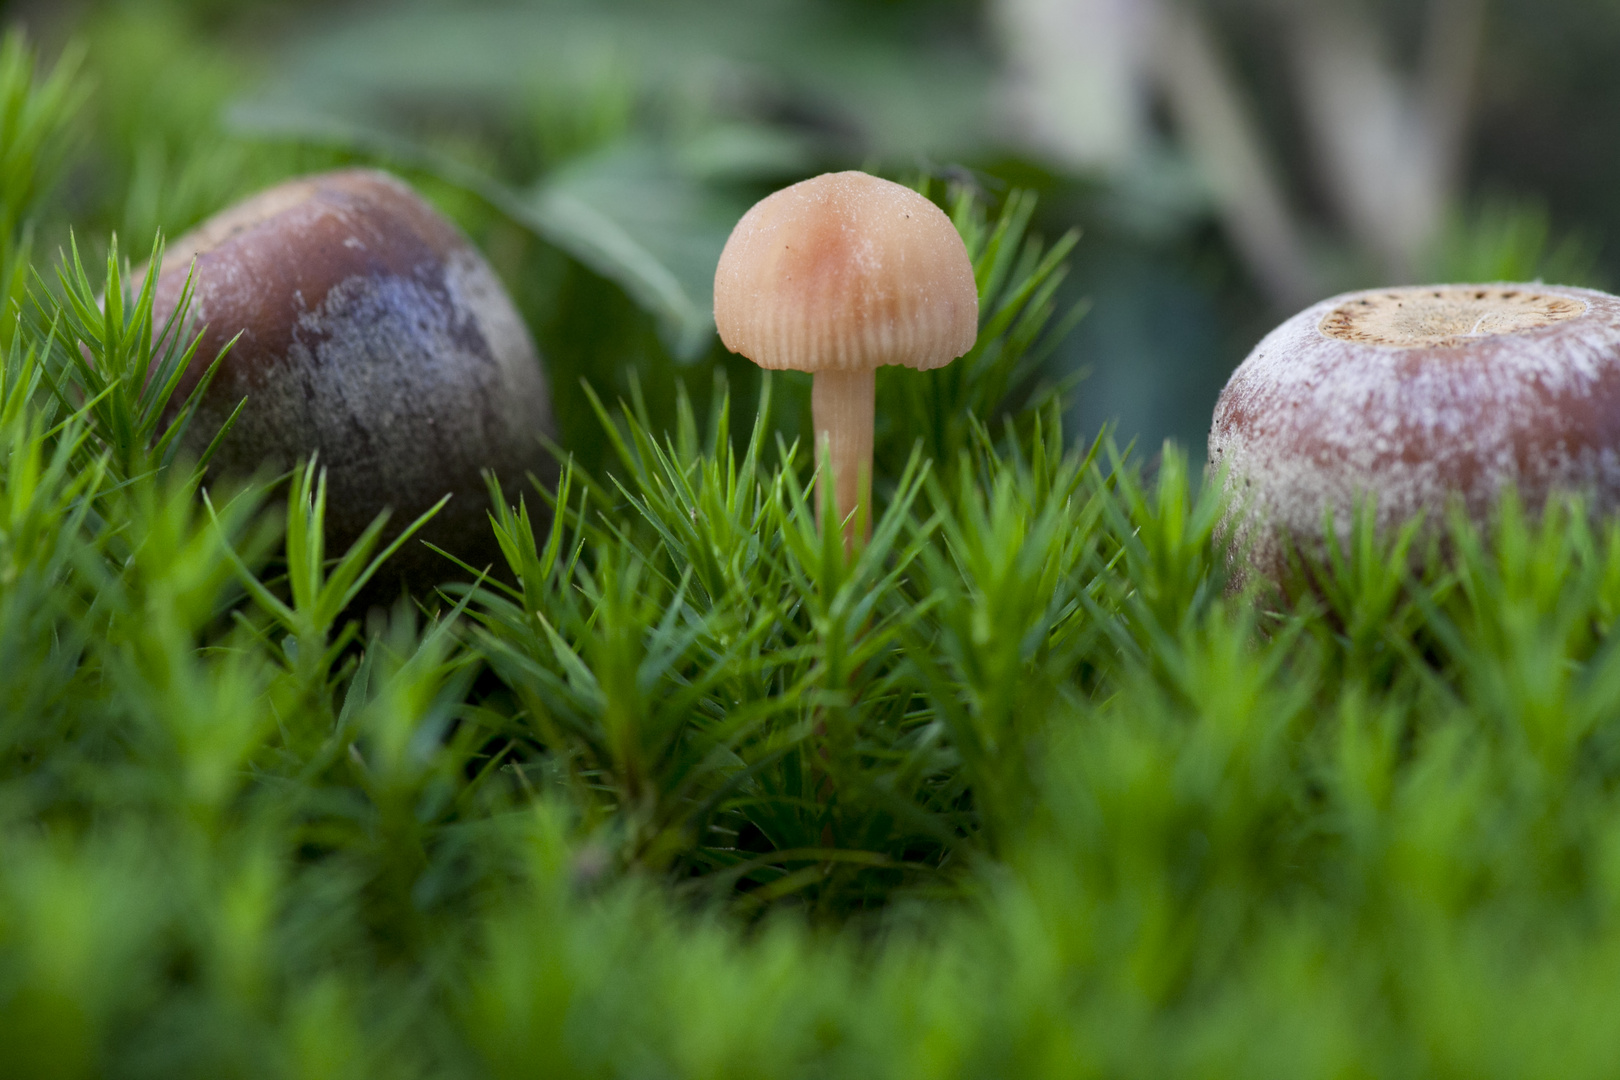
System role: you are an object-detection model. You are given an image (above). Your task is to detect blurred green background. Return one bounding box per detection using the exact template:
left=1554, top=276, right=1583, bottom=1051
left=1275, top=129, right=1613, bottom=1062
left=6, top=0, right=1616, bottom=464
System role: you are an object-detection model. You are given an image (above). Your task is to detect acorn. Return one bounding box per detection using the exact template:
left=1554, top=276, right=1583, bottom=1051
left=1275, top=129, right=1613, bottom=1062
left=153, top=168, right=556, bottom=591
left=1209, top=283, right=1620, bottom=580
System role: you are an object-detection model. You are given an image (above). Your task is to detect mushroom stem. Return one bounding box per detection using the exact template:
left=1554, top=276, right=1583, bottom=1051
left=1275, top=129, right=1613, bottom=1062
left=811, top=367, right=875, bottom=546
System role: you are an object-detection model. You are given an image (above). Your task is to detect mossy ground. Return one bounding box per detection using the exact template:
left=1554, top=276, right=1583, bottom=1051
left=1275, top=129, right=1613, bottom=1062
left=3, top=19, right=1620, bottom=1080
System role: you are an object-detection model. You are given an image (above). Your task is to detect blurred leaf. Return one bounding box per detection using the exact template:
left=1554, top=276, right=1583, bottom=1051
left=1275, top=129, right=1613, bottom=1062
left=525, top=142, right=749, bottom=360
left=237, top=1, right=996, bottom=160
left=675, top=123, right=816, bottom=183
left=227, top=104, right=742, bottom=360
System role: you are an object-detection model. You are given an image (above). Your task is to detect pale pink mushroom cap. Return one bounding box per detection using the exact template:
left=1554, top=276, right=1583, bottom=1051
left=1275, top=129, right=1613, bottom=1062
left=713, top=171, right=978, bottom=372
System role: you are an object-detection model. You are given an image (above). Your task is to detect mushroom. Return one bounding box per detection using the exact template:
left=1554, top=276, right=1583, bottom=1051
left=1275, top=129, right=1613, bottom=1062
left=152, top=168, right=556, bottom=591
left=1208, top=283, right=1620, bottom=579
left=713, top=171, right=978, bottom=543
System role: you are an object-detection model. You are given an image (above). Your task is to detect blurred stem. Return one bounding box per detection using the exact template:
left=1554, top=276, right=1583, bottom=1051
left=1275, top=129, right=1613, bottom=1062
left=811, top=368, right=874, bottom=550
left=1148, top=1, right=1321, bottom=309
left=1419, top=0, right=1486, bottom=204
left=1285, top=0, right=1485, bottom=280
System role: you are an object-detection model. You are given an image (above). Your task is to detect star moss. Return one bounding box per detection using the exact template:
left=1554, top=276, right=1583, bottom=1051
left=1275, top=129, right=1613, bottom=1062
left=3, top=26, right=1620, bottom=1080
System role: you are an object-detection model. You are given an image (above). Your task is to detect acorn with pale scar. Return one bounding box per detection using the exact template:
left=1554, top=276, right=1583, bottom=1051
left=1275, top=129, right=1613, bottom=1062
left=1210, top=283, right=1620, bottom=581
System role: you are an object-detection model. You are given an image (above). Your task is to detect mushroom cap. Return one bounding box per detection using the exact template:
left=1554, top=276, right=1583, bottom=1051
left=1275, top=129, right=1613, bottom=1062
left=1209, top=283, right=1620, bottom=576
left=153, top=168, right=556, bottom=589
left=713, top=171, right=978, bottom=373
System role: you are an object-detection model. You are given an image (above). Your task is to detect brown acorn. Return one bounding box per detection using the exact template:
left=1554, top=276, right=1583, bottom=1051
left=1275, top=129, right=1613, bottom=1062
left=1209, top=283, right=1620, bottom=581
left=153, top=168, right=556, bottom=592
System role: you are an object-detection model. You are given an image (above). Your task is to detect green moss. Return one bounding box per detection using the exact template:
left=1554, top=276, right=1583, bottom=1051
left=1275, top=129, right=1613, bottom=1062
left=5, top=21, right=1620, bottom=1079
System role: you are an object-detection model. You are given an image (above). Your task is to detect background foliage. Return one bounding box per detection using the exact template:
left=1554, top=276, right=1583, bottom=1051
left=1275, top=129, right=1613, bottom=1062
left=3, top=2, right=1620, bottom=1075
left=14, top=0, right=1620, bottom=460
